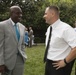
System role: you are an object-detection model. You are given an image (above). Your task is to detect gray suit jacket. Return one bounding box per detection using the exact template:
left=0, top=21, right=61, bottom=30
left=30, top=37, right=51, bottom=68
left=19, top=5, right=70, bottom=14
left=0, top=18, right=27, bottom=70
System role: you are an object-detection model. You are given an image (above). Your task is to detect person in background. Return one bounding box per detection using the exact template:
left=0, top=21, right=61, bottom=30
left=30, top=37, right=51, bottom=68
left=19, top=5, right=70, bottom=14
left=28, top=26, right=33, bottom=47
left=0, top=5, right=27, bottom=75
left=43, top=5, right=76, bottom=75
left=24, top=27, right=29, bottom=46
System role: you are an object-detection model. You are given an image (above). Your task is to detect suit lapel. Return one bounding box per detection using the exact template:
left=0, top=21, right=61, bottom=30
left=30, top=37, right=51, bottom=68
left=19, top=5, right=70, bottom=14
left=18, top=23, right=25, bottom=44
left=7, top=19, right=18, bottom=43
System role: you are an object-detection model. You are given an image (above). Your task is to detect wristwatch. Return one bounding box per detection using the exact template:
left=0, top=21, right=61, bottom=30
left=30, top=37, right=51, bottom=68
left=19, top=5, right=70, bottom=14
left=64, top=58, right=68, bottom=65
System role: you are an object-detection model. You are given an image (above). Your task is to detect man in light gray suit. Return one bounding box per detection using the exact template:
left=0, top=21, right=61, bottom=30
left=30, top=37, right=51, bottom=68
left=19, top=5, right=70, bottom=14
left=0, top=5, right=27, bottom=75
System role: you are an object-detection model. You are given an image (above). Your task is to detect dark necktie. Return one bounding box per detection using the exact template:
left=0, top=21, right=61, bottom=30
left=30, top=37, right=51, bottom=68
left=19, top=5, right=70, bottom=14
left=14, top=24, right=20, bottom=41
left=44, top=26, right=52, bottom=63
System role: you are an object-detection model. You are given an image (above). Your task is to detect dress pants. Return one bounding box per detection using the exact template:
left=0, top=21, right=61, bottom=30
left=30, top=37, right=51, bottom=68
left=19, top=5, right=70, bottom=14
left=45, top=59, right=74, bottom=75
left=2, top=53, right=25, bottom=75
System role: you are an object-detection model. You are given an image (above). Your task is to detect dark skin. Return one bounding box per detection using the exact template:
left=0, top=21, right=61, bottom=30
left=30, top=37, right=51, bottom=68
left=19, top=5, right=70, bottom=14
left=10, top=6, right=22, bottom=23
left=0, top=65, right=6, bottom=73
left=0, top=6, right=22, bottom=73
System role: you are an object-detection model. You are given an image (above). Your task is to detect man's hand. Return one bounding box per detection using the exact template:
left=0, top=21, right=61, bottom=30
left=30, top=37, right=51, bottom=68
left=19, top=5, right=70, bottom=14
left=52, top=60, right=66, bottom=70
left=0, top=65, right=6, bottom=73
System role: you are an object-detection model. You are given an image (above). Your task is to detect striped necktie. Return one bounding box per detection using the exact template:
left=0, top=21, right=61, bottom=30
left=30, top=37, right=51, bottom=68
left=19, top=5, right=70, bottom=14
left=14, top=24, right=20, bottom=41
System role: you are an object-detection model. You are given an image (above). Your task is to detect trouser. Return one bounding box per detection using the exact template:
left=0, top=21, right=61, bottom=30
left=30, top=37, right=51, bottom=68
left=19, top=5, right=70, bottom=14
left=29, top=38, right=32, bottom=47
left=45, top=59, right=75, bottom=75
left=2, top=53, right=25, bottom=75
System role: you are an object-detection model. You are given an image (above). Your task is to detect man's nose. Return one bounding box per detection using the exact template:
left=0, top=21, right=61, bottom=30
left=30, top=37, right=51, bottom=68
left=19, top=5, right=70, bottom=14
left=43, top=15, right=46, bottom=19
left=20, top=14, right=22, bottom=17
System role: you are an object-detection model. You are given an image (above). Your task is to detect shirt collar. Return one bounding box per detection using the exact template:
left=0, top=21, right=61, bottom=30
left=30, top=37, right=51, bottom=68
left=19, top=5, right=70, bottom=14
left=9, top=18, right=18, bottom=26
left=51, top=19, right=61, bottom=29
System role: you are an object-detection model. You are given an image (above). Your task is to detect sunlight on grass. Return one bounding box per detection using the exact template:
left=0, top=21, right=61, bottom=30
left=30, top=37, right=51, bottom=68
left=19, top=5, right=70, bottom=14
left=24, top=44, right=75, bottom=75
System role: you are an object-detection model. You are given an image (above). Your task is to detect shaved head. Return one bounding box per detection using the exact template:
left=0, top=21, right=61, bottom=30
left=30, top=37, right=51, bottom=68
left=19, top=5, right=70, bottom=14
left=10, top=6, right=21, bottom=9
left=10, top=6, right=22, bottom=13
left=43, top=5, right=60, bottom=24
left=48, top=5, right=60, bottom=15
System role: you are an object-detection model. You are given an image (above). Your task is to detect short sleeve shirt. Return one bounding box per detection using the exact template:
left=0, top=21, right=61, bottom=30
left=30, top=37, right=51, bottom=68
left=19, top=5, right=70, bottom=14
left=45, top=19, right=76, bottom=61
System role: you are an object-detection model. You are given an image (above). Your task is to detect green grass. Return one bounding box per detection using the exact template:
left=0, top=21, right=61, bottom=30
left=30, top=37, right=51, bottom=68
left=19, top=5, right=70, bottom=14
left=24, top=44, right=75, bottom=75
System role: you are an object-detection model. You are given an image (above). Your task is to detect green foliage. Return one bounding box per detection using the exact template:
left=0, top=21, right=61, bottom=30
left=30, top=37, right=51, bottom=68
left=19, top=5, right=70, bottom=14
left=34, top=37, right=41, bottom=43
left=0, top=0, right=24, bottom=20
left=48, top=0, right=76, bottom=4
left=58, top=2, right=76, bottom=27
left=34, top=37, right=45, bottom=43
left=0, top=0, right=76, bottom=42
left=22, top=0, right=48, bottom=28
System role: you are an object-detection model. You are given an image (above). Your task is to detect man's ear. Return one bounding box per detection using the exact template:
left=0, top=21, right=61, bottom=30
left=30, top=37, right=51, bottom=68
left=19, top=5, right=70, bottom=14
left=51, top=10, right=55, bottom=17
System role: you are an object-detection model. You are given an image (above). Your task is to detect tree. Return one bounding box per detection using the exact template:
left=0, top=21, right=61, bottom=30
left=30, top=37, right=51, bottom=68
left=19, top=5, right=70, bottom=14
left=0, top=0, right=76, bottom=42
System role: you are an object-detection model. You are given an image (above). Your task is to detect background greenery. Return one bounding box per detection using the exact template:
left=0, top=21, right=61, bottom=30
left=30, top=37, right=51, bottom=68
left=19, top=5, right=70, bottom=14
left=0, top=0, right=76, bottom=43
left=24, top=44, right=75, bottom=75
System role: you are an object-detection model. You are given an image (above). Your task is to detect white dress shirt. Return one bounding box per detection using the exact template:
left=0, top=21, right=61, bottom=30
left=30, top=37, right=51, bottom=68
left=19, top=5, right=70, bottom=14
left=9, top=18, right=20, bottom=32
left=45, top=19, right=76, bottom=61
left=74, top=28, right=76, bottom=31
